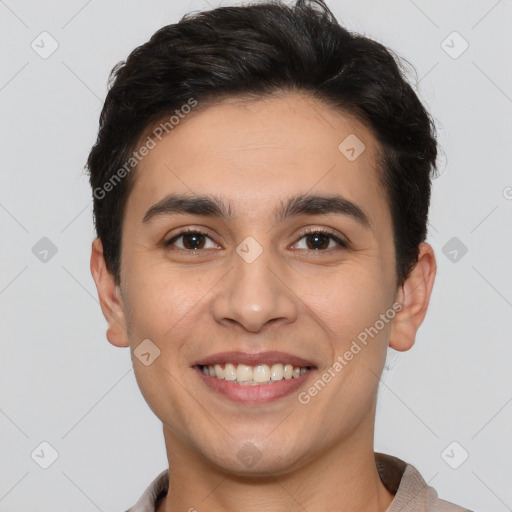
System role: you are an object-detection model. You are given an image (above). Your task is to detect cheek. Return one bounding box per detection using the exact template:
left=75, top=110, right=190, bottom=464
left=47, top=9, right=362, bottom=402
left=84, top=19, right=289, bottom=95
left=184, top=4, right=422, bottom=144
left=122, top=256, right=211, bottom=343
left=123, top=261, right=208, bottom=424
left=299, top=265, right=393, bottom=349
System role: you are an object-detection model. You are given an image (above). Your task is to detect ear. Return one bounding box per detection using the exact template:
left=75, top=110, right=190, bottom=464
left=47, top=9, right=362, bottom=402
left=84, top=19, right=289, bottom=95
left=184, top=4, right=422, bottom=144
left=90, top=238, right=130, bottom=348
left=389, top=242, right=436, bottom=352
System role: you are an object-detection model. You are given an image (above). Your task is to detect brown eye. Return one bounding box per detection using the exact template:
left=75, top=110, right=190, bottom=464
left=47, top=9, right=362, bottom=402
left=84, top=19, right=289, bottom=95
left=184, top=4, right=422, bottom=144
left=294, top=229, right=347, bottom=251
left=165, top=229, right=216, bottom=251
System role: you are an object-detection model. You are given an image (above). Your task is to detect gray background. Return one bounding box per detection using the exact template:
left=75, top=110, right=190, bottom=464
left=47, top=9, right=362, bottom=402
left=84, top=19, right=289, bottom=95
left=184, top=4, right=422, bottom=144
left=1, top=0, right=511, bottom=510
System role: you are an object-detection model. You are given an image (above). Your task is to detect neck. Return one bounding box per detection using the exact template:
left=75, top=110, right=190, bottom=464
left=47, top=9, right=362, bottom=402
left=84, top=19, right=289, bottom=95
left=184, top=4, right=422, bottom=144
left=157, top=427, right=394, bottom=512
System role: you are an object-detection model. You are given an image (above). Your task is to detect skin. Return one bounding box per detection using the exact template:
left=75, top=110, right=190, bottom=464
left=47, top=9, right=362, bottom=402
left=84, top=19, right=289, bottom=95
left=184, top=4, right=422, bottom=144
left=91, top=92, right=436, bottom=512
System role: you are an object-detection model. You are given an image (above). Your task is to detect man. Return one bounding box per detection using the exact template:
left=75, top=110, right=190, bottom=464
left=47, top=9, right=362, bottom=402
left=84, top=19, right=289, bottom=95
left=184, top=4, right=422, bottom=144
left=87, top=0, right=471, bottom=510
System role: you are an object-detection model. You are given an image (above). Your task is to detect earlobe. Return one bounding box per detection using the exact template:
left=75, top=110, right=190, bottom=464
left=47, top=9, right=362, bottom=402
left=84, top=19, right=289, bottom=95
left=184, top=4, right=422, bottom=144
left=90, top=238, right=130, bottom=348
left=388, top=243, right=436, bottom=352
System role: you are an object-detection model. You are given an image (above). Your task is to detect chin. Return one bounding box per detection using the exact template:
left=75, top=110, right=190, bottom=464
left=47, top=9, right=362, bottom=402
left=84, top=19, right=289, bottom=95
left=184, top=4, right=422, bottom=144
left=196, top=436, right=311, bottom=478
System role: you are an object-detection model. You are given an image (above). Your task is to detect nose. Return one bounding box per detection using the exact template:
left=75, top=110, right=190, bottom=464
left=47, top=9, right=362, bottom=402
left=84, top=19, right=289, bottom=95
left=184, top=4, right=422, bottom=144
left=211, top=243, right=298, bottom=333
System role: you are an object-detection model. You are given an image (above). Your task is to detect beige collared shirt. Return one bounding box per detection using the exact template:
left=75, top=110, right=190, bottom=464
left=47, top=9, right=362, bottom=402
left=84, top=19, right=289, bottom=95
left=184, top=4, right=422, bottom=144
left=125, top=453, right=472, bottom=511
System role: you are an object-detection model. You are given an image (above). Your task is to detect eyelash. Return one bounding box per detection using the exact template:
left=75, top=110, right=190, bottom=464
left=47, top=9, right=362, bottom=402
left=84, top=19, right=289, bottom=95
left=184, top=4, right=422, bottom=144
left=164, top=227, right=348, bottom=253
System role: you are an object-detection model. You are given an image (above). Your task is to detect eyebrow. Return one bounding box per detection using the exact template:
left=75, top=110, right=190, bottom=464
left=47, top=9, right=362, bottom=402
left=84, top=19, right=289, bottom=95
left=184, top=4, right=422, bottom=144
left=142, top=193, right=371, bottom=228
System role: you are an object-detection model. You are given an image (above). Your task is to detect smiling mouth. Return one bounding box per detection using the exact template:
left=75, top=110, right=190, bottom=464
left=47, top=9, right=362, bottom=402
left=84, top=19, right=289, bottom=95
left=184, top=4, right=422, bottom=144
left=196, top=363, right=314, bottom=385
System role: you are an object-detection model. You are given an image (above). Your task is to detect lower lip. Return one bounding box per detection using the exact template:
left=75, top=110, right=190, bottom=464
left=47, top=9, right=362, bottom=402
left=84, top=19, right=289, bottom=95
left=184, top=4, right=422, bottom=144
left=195, top=367, right=314, bottom=404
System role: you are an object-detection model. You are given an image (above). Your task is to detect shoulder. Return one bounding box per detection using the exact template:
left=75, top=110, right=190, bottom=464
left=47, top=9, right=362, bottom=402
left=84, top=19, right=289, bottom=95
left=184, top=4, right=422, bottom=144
left=375, top=453, right=473, bottom=512
left=124, top=469, right=169, bottom=512
left=433, top=498, right=472, bottom=512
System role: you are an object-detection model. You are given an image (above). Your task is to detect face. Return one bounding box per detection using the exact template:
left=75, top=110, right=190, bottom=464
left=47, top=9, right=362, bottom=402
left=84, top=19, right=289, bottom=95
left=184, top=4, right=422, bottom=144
left=96, top=92, right=424, bottom=476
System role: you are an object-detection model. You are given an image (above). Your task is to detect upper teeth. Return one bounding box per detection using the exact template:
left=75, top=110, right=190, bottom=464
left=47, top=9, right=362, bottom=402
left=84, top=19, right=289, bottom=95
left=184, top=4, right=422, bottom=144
left=201, top=363, right=309, bottom=384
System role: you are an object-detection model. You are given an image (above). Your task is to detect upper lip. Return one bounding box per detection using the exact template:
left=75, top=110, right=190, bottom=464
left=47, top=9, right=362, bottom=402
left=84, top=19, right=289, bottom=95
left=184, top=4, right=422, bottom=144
left=193, top=351, right=317, bottom=368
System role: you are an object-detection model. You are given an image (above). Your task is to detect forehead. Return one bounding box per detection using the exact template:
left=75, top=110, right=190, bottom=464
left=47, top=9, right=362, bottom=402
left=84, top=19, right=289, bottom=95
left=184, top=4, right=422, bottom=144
left=126, top=92, right=390, bottom=228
